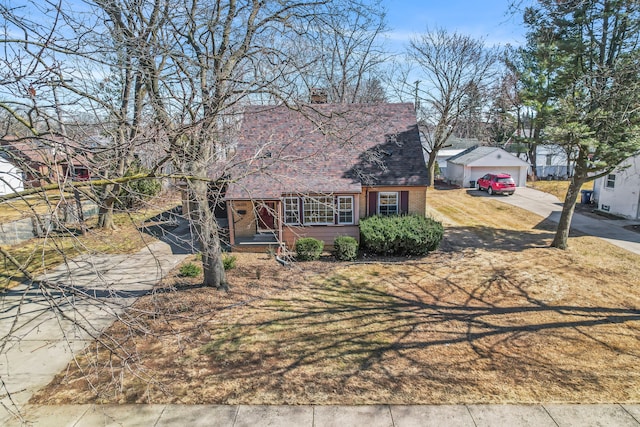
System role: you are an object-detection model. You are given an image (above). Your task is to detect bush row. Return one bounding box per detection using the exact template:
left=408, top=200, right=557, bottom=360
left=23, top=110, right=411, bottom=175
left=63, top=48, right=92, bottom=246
left=294, top=215, right=444, bottom=260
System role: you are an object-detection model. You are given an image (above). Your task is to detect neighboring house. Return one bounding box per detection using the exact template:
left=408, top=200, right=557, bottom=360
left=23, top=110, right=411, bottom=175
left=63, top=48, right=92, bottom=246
left=435, top=149, right=464, bottom=177
left=504, top=136, right=575, bottom=179
left=224, top=102, right=429, bottom=251
left=0, top=137, right=91, bottom=187
left=0, top=155, right=24, bottom=196
left=421, top=136, right=483, bottom=179
left=535, top=144, right=574, bottom=179
left=445, top=146, right=530, bottom=188
left=592, top=154, right=640, bottom=220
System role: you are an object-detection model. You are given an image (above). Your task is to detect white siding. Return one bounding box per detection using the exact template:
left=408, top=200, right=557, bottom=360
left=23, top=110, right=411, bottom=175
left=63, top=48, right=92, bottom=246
left=594, top=156, right=640, bottom=219
left=446, top=148, right=530, bottom=187
left=445, top=163, right=465, bottom=186
left=0, top=159, right=24, bottom=196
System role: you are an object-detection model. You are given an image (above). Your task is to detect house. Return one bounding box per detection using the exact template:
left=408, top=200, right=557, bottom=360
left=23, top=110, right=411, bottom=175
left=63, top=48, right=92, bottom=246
left=427, top=137, right=483, bottom=178
left=0, top=154, right=24, bottom=196
left=535, top=144, right=574, bottom=179
left=445, top=146, right=530, bottom=188
left=0, top=137, right=92, bottom=187
left=504, top=136, right=575, bottom=179
left=592, top=154, right=640, bottom=219
left=224, top=103, right=429, bottom=251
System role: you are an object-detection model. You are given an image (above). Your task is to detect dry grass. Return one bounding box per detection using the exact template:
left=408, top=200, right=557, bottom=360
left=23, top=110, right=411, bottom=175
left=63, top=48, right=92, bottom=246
left=0, top=190, right=75, bottom=222
left=527, top=180, right=594, bottom=201
left=32, top=189, right=640, bottom=405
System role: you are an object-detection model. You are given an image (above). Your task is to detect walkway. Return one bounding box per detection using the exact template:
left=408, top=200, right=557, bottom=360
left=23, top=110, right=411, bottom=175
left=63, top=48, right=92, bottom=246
left=4, top=403, right=640, bottom=426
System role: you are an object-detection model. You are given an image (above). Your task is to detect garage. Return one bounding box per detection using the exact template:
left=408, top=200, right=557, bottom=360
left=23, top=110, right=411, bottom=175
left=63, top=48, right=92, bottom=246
left=445, top=146, right=530, bottom=188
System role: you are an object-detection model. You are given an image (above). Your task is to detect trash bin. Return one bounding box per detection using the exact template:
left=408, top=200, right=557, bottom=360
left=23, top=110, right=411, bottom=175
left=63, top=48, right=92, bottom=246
left=580, top=189, right=593, bottom=204
left=469, top=180, right=476, bottom=188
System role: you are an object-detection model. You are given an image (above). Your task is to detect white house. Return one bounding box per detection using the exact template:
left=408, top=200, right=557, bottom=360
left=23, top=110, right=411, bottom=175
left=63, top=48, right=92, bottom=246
left=446, top=146, right=530, bottom=188
left=592, top=154, right=640, bottom=219
left=535, top=144, right=574, bottom=179
left=0, top=155, right=24, bottom=196
left=435, top=148, right=465, bottom=178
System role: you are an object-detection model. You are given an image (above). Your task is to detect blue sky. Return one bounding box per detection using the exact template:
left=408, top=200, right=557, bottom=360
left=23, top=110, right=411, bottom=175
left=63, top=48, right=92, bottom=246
left=383, top=0, right=527, bottom=49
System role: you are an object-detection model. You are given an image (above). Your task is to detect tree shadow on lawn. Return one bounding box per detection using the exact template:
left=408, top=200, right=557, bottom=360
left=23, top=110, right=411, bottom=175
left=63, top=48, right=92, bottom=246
left=196, top=268, right=640, bottom=404
left=441, top=224, right=556, bottom=252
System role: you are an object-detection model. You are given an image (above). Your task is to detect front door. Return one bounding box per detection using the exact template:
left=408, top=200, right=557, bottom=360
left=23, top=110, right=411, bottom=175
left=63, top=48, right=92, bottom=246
left=257, top=201, right=276, bottom=232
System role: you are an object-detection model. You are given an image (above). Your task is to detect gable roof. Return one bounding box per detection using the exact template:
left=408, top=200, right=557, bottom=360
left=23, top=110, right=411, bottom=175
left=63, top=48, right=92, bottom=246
left=447, top=145, right=530, bottom=167
left=226, top=103, right=428, bottom=199
left=1, top=136, right=91, bottom=168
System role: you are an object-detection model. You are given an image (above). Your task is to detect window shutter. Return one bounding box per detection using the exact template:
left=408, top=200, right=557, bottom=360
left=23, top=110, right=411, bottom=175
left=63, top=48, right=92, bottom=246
left=400, top=191, right=409, bottom=214
left=368, top=192, right=378, bottom=216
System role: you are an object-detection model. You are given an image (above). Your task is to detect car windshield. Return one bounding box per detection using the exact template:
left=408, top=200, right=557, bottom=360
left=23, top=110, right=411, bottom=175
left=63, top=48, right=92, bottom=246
left=497, top=178, right=514, bottom=184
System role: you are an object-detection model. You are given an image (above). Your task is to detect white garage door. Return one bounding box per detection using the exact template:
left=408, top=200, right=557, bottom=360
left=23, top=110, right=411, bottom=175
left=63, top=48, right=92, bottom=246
left=470, top=167, right=524, bottom=187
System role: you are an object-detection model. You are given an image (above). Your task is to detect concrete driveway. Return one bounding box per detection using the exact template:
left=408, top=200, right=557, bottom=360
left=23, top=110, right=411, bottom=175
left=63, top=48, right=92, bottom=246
left=0, top=225, right=192, bottom=422
left=472, top=186, right=640, bottom=255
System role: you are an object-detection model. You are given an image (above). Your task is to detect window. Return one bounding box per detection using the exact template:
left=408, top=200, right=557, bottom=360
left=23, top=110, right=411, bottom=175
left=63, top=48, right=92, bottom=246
left=606, top=174, right=616, bottom=189
left=378, top=192, right=398, bottom=215
left=303, top=196, right=335, bottom=225
left=337, top=196, right=354, bottom=224
left=283, top=197, right=300, bottom=224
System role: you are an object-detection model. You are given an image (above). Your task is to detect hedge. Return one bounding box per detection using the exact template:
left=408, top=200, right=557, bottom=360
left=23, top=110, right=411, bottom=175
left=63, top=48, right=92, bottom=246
left=360, top=214, right=443, bottom=256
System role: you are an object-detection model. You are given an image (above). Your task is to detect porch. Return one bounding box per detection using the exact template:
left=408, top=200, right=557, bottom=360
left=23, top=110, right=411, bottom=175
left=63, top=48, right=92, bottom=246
left=232, top=232, right=281, bottom=253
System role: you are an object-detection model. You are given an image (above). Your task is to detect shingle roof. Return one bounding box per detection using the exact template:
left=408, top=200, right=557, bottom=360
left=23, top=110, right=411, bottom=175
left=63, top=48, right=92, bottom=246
left=447, top=145, right=531, bottom=167
left=226, top=103, right=428, bottom=199
left=447, top=146, right=497, bottom=165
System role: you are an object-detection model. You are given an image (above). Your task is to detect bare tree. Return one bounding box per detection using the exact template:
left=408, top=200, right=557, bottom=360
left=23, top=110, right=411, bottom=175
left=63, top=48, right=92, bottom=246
left=408, top=28, right=499, bottom=186
left=302, top=0, right=389, bottom=103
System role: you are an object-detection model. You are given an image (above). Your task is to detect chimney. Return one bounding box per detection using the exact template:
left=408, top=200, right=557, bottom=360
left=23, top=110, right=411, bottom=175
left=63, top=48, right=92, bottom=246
left=310, top=88, right=328, bottom=104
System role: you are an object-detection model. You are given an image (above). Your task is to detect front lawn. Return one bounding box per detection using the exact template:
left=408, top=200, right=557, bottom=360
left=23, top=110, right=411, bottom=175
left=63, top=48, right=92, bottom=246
left=32, top=189, right=640, bottom=404
left=527, top=179, right=594, bottom=201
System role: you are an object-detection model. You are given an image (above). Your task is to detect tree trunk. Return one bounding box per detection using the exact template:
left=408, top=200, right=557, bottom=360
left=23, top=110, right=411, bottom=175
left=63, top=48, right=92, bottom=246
left=73, top=189, right=87, bottom=235
left=426, top=150, right=438, bottom=187
left=97, top=184, right=118, bottom=230
left=190, top=180, right=227, bottom=289
left=550, top=176, right=584, bottom=249
left=528, top=144, right=538, bottom=181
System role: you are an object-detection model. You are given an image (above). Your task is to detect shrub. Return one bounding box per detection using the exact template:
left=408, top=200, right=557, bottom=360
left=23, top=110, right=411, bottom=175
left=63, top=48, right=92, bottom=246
left=116, top=161, right=162, bottom=209
left=223, top=254, right=237, bottom=270
left=333, top=236, right=359, bottom=261
left=179, top=262, right=202, bottom=277
left=360, top=214, right=444, bottom=256
left=295, top=237, right=324, bottom=261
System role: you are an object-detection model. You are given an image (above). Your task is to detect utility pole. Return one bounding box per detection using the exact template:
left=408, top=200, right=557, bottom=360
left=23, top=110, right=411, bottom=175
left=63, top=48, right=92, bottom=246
left=414, top=80, right=421, bottom=110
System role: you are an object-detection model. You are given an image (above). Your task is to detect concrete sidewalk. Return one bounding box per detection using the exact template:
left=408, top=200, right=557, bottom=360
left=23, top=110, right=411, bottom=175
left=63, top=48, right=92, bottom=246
left=487, top=187, right=640, bottom=255
left=4, top=403, right=640, bottom=426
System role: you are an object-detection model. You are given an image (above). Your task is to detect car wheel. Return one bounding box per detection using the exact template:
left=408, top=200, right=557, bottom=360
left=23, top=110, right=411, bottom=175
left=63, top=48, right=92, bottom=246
left=487, top=186, right=493, bottom=195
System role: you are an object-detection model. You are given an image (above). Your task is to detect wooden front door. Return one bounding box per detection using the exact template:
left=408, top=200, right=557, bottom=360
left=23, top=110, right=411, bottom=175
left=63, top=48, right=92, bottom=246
left=257, top=201, right=276, bottom=231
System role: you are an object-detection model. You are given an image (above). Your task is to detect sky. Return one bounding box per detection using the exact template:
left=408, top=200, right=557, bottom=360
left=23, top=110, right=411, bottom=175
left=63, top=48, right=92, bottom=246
left=383, top=0, right=528, bottom=50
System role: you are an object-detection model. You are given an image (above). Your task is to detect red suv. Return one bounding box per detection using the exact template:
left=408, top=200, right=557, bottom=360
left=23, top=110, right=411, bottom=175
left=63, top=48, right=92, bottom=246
left=477, top=173, right=516, bottom=196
